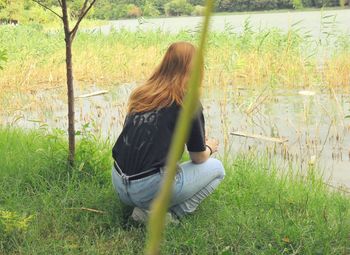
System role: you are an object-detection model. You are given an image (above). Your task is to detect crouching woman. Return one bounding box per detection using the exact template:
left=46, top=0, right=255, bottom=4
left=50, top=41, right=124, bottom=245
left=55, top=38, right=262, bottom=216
left=111, top=42, right=225, bottom=221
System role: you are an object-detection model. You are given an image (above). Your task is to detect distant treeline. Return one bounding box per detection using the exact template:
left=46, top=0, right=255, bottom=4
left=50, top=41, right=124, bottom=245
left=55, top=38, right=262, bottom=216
left=0, top=0, right=348, bottom=22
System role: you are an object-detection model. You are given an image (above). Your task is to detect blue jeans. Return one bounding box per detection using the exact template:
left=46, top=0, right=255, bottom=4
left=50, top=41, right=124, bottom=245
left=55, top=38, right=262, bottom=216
left=111, top=158, right=225, bottom=217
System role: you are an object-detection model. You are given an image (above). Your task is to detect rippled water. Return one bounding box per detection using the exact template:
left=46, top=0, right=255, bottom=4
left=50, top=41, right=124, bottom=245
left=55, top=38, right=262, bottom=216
left=3, top=83, right=350, bottom=188
left=99, top=9, right=350, bottom=38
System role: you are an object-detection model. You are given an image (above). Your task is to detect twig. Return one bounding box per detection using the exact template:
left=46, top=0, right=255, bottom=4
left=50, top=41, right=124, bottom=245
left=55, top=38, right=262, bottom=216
left=230, top=131, right=288, bottom=143
left=75, top=90, right=108, bottom=99
left=65, top=207, right=106, bottom=214
left=32, top=0, right=63, bottom=19
left=330, top=87, right=345, bottom=128
left=325, top=183, right=350, bottom=194
left=70, top=0, right=97, bottom=41
left=245, top=87, right=269, bottom=115
left=318, top=119, right=333, bottom=156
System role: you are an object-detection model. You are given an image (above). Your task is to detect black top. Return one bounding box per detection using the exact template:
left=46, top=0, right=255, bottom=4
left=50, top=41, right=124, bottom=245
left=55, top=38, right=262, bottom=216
left=112, top=103, right=206, bottom=176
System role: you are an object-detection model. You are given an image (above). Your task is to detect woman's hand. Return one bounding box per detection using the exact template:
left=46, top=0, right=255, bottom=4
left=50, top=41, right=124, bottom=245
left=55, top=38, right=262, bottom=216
left=206, top=138, right=219, bottom=154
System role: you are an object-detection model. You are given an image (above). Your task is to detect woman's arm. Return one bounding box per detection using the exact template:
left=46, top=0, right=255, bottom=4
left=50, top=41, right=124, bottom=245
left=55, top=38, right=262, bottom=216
left=189, top=138, right=218, bottom=164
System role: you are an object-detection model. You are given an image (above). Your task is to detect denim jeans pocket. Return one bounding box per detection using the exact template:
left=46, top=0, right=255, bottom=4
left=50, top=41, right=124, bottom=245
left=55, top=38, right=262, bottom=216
left=128, top=173, right=163, bottom=209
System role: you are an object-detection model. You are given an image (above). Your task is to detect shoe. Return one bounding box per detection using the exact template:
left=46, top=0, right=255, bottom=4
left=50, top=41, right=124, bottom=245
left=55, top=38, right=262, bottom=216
left=165, top=211, right=179, bottom=225
left=131, top=207, right=148, bottom=223
left=130, top=207, right=179, bottom=225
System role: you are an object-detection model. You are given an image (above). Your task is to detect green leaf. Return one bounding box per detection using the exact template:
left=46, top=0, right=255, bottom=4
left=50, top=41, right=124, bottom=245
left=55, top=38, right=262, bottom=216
left=144, top=0, right=213, bottom=254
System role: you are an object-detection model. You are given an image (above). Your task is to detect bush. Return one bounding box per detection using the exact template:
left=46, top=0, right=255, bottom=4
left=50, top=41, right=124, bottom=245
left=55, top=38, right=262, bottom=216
left=217, top=0, right=251, bottom=12
left=0, top=49, right=7, bottom=70
left=192, top=5, right=205, bottom=15
left=165, top=0, right=194, bottom=16
left=22, top=5, right=52, bottom=24
left=313, top=0, right=340, bottom=7
left=143, top=1, right=161, bottom=17
left=0, top=209, right=33, bottom=252
left=292, top=0, right=304, bottom=8
left=301, top=0, right=315, bottom=7
left=216, top=0, right=340, bottom=12
left=127, top=4, right=142, bottom=18
left=112, top=4, right=130, bottom=19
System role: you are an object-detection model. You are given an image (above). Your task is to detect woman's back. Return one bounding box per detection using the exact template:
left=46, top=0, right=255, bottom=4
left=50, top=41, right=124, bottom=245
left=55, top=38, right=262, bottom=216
left=112, top=102, right=206, bottom=175
left=112, top=103, right=179, bottom=175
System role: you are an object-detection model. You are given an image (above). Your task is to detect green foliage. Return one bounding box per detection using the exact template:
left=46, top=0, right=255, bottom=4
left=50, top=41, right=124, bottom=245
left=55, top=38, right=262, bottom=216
left=292, top=0, right=304, bottom=8
left=143, top=1, right=160, bottom=16
left=0, top=0, right=24, bottom=21
left=0, top=0, right=345, bottom=21
left=165, top=0, right=194, bottom=16
left=1, top=128, right=350, bottom=254
left=0, top=48, right=7, bottom=70
left=0, top=210, right=33, bottom=252
left=339, top=0, right=346, bottom=6
left=126, top=4, right=142, bottom=17
left=192, top=4, right=205, bottom=15
left=145, top=1, right=213, bottom=253
left=313, top=0, right=340, bottom=7
left=217, top=0, right=295, bottom=12
left=301, top=0, right=315, bottom=6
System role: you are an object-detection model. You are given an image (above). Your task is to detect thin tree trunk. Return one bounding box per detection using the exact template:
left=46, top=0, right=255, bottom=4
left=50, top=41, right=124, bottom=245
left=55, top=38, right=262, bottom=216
left=62, top=0, right=75, bottom=166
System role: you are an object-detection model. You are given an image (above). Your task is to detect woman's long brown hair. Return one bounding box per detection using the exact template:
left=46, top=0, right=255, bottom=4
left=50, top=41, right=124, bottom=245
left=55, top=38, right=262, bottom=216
left=127, top=42, right=196, bottom=113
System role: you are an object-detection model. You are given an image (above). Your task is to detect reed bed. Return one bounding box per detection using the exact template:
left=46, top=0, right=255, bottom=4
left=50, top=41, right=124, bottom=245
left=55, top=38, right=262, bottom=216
left=0, top=23, right=349, bottom=112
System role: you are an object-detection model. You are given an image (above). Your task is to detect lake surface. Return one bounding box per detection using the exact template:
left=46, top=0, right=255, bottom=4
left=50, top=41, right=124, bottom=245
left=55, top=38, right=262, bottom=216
left=3, top=83, right=350, bottom=190
left=2, top=9, right=350, bottom=190
left=101, top=9, right=350, bottom=38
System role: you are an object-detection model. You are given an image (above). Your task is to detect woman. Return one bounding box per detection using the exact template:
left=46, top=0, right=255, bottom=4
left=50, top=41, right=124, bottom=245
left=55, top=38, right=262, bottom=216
left=112, top=42, right=225, bottom=221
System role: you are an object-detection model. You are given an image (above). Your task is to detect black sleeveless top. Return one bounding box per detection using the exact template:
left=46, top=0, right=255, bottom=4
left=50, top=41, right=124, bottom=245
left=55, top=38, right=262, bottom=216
left=112, top=103, right=206, bottom=176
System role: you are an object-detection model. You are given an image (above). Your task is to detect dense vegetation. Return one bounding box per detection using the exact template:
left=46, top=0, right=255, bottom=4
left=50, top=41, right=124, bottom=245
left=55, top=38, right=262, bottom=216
left=1, top=128, right=350, bottom=254
left=1, top=23, right=349, bottom=113
left=0, top=0, right=347, bottom=22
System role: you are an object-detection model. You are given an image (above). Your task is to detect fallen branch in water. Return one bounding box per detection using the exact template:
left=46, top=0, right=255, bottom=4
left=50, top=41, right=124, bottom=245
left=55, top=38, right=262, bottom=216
left=75, top=90, right=108, bottom=99
left=230, top=131, right=288, bottom=143
left=324, top=183, right=350, bottom=194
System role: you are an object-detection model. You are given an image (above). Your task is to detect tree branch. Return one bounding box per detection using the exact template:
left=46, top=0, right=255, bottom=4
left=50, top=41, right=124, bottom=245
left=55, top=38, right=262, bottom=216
left=79, top=0, right=89, bottom=18
left=32, top=0, right=63, bottom=19
left=57, top=0, right=62, bottom=7
left=70, top=0, right=97, bottom=41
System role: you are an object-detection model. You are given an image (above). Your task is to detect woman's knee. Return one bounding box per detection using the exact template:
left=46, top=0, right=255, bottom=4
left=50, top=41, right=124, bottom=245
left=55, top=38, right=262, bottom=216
left=207, top=158, right=225, bottom=179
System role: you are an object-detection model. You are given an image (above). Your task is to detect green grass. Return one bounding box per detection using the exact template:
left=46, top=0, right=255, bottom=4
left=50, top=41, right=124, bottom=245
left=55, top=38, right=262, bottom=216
left=1, top=128, right=350, bottom=254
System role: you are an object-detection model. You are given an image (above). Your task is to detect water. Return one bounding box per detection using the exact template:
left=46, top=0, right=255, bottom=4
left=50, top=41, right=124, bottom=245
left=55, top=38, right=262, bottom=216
left=2, top=9, right=350, bottom=189
left=3, top=83, right=350, bottom=189
left=100, top=9, right=350, bottom=38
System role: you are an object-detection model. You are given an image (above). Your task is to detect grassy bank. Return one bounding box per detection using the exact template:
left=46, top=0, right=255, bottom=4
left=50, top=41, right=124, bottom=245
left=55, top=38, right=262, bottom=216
left=1, top=23, right=350, bottom=112
left=1, top=128, right=350, bottom=254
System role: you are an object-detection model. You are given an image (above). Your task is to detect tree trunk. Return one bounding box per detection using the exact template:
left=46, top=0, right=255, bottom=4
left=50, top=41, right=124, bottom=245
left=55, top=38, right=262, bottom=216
left=62, top=0, right=75, bottom=166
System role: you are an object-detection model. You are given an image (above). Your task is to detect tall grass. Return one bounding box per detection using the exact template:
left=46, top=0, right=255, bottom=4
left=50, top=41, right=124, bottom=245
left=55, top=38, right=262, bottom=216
left=0, top=128, right=349, bottom=254
left=0, top=21, right=349, bottom=111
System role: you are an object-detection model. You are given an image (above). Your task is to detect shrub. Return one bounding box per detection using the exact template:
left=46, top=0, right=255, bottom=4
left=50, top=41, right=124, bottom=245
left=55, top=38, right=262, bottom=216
left=0, top=48, right=7, bottom=70
left=313, top=0, right=340, bottom=7
left=301, top=0, right=315, bottom=7
left=215, top=0, right=341, bottom=12
left=22, top=5, right=52, bottom=24
left=0, top=209, right=33, bottom=252
left=165, top=0, right=194, bottom=16
left=192, top=5, right=205, bottom=15
left=127, top=4, right=142, bottom=18
left=292, top=0, right=304, bottom=8
left=143, top=1, right=161, bottom=17
left=217, top=0, right=251, bottom=12
left=112, top=4, right=130, bottom=19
